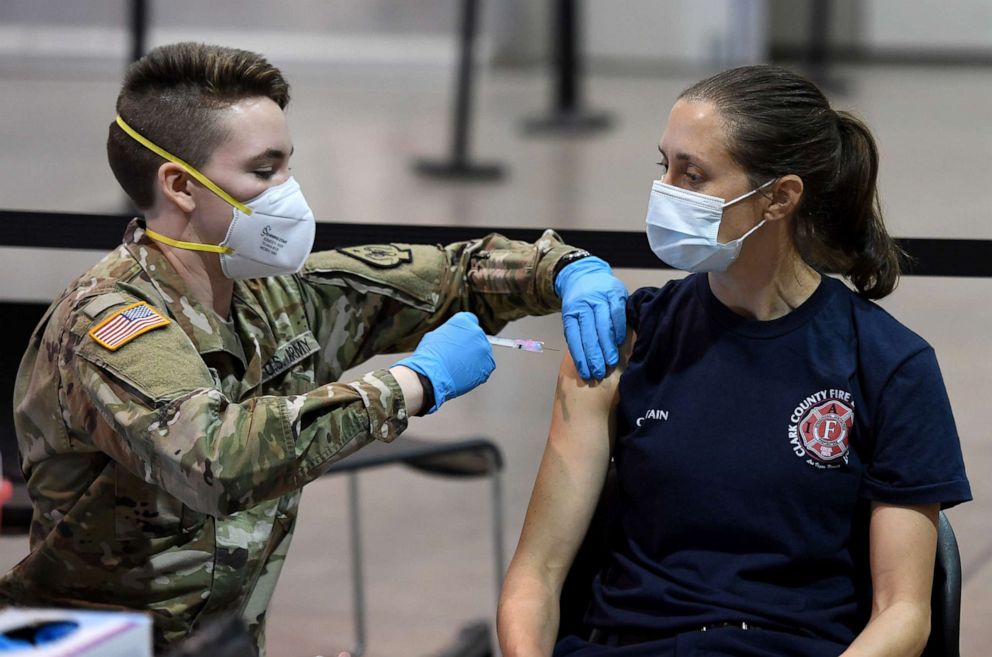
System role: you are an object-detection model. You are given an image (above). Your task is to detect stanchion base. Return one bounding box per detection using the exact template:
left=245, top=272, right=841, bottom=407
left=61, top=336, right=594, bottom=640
left=414, top=159, right=506, bottom=181
left=522, top=109, right=613, bottom=136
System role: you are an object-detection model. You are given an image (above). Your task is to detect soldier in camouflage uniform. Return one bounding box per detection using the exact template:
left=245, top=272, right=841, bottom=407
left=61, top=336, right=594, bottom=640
left=0, top=43, right=627, bottom=654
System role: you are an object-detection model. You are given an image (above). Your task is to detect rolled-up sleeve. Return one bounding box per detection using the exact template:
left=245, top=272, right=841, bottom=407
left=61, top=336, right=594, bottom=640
left=860, top=348, right=972, bottom=509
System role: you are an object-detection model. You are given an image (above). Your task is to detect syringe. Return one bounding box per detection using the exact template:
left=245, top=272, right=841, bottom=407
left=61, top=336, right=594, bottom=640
left=487, top=336, right=559, bottom=353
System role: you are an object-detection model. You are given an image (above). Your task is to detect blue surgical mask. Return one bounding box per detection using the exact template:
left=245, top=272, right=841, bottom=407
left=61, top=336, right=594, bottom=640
left=645, top=179, right=774, bottom=273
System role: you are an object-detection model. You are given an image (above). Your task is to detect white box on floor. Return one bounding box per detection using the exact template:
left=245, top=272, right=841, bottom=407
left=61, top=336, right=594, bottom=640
left=0, top=608, right=152, bottom=657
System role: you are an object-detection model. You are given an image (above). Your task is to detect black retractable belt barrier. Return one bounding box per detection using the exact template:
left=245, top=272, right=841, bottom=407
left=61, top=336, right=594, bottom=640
left=1, top=209, right=991, bottom=278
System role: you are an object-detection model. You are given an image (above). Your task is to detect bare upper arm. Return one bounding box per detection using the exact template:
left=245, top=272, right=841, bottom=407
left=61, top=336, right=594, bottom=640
left=507, top=332, right=634, bottom=590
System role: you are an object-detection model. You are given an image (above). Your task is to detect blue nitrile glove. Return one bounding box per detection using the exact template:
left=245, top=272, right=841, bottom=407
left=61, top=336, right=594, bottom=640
left=393, top=312, right=496, bottom=414
left=34, top=622, right=78, bottom=644
left=555, top=256, right=628, bottom=380
left=0, top=635, right=31, bottom=650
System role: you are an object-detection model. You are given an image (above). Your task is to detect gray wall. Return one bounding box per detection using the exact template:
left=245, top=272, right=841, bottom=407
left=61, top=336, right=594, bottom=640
left=0, top=1, right=988, bottom=67
left=0, top=0, right=455, bottom=33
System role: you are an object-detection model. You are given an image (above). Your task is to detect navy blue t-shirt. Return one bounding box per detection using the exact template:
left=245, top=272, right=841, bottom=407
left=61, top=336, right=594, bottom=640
left=585, top=274, right=971, bottom=647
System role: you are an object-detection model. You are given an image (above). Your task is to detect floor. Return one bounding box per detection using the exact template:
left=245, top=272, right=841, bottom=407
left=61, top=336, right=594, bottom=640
left=0, top=55, right=989, bottom=657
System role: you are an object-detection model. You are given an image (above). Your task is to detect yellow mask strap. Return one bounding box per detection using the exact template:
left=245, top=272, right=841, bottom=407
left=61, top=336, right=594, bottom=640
left=143, top=227, right=233, bottom=255
left=115, top=115, right=252, bottom=215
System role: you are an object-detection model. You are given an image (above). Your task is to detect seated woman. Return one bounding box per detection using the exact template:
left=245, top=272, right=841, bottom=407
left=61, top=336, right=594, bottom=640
left=497, top=65, right=971, bottom=657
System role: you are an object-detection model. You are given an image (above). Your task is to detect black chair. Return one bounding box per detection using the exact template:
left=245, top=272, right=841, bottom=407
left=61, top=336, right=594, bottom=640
left=323, top=436, right=505, bottom=657
left=924, top=511, right=962, bottom=657
left=557, top=465, right=962, bottom=657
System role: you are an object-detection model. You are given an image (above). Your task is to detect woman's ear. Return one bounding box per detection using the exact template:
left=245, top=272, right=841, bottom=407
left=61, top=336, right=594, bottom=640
left=157, top=162, right=196, bottom=214
left=763, top=175, right=804, bottom=223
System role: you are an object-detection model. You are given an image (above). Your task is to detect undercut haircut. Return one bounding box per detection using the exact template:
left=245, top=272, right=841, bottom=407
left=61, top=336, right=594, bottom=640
left=107, top=42, right=291, bottom=210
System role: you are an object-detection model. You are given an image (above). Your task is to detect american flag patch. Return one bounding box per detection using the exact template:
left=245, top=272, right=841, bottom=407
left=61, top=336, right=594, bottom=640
left=88, top=301, right=170, bottom=351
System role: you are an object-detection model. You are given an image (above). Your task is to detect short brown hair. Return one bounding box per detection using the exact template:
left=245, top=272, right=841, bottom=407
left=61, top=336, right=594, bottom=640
left=107, top=42, right=291, bottom=210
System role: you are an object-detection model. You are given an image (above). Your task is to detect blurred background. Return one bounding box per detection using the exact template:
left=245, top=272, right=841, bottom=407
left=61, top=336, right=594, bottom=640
left=0, top=1, right=989, bottom=656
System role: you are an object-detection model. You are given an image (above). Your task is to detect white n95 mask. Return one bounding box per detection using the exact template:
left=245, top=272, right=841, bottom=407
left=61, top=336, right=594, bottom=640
left=216, top=176, right=315, bottom=279
left=115, top=115, right=316, bottom=280
left=645, top=179, right=774, bottom=273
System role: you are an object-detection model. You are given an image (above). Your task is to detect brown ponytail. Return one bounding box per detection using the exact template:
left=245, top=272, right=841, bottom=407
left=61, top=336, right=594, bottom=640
left=680, top=65, right=906, bottom=299
left=828, top=111, right=905, bottom=298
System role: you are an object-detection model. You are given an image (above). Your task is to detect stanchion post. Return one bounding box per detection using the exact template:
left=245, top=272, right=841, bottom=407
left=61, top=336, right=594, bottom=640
left=522, top=0, right=611, bottom=136
left=803, top=0, right=847, bottom=95
left=129, top=0, right=148, bottom=63
left=346, top=473, right=367, bottom=657
left=414, top=0, right=505, bottom=181
left=121, top=0, right=151, bottom=214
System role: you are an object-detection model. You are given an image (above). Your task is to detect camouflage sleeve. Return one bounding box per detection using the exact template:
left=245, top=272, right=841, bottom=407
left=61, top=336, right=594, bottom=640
left=70, top=303, right=407, bottom=517
left=299, top=230, right=580, bottom=369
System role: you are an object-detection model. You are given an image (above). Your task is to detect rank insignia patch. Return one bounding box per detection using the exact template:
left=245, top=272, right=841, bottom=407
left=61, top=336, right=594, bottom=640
left=88, top=301, right=170, bottom=351
left=338, top=244, right=413, bottom=268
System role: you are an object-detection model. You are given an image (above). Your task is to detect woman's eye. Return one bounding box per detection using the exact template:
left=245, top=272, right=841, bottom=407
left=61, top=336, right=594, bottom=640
left=685, top=171, right=702, bottom=184
left=656, top=161, right=668, bottom=172
left=253, top=170, right=275, bottom=180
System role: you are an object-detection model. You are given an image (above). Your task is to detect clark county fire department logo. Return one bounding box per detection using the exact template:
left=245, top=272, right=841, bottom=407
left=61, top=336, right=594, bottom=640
left=788, top=390, right=855, bottom=468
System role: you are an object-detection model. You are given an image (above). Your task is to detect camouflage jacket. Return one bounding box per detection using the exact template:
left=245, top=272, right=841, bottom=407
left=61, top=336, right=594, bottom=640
left=1, top=219, right=577, bottom=653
